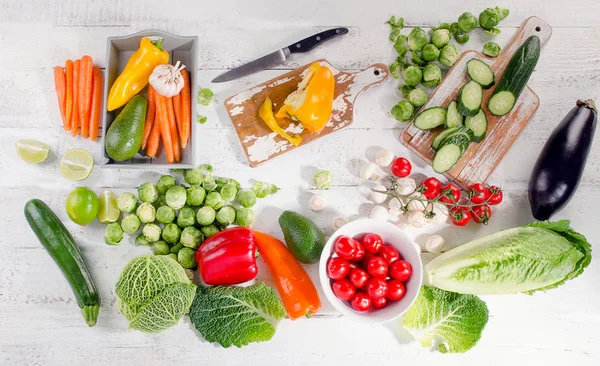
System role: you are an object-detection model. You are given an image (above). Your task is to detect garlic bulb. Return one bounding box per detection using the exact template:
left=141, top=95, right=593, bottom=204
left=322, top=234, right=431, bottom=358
left=149, top=61, right=186, bottom=97
left=331, top=217, right=349, bottom=231
left=428, top=203, right=449, bottom=224
left=388, top=197, right=403, bottom=217
left=370, top=206, right=389, bottom=221
left=370, top=184, right=388, bottom=204
left=360, top=162, right=380, bottom=180
left=309, top=195, right=326, bottom=212
left=395, top=177, right=417, bottom=195
left=374, top=148, right=395, bottom=167
left=425, top=235, right=445, bottom=254
left=407, top=210, right=427, bottom=228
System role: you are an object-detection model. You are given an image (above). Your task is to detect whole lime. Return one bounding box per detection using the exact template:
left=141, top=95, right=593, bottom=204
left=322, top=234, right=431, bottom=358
left=66, top=187, right=99, bottom=226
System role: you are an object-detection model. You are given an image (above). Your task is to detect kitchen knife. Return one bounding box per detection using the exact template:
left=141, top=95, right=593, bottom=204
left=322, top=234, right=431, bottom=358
left=211, top=27, right=349, bottom=83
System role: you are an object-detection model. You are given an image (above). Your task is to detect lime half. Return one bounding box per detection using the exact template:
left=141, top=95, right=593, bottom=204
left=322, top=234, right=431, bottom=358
left=60, top=148, right=94, bottom=181
left=98, top=190, right=120, bottom=223
left=15, top=139, right=50, bottom=163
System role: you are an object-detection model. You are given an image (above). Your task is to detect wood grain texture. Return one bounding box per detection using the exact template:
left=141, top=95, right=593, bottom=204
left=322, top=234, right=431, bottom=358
left=402, top=17, right=552, bottom=188
left=225, top=60, right=388, bottom=166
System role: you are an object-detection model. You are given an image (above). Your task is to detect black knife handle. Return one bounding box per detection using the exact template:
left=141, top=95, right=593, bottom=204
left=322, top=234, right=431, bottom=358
left=287, top=27, right=349, bottom=54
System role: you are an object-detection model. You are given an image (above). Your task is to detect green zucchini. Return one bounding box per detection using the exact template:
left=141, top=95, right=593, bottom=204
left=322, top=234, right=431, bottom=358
left=431, top=126, right=460, bottom=151
left=446, top=100, right=464, bottom=128
left=24, top=199, right=100, bottom=327
left=414, top=107, right=447, bottom=130
left=457, top=81, right=483, bottom=117
left=488, top=36, right=541, bottom=116
left=465, top=109, right=488, bottom=142
left=466, top=59, right=495, bottom=89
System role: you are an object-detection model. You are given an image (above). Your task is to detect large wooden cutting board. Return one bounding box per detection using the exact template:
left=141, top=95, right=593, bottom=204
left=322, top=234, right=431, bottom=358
left=402, top=17, right=552, bottom=189
left=225, top=60, right=389, bottom=167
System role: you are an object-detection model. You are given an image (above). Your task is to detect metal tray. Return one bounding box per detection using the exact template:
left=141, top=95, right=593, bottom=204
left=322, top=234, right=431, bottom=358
left=101, top=29, right=198, bottom=169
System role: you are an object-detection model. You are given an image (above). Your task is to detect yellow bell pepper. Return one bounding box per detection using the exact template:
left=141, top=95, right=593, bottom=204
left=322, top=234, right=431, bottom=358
left=107, top=38, right=169, bottom=111
left=275, top=62, right=335, bottom=133
left=259, top=97, right=302, bottom=147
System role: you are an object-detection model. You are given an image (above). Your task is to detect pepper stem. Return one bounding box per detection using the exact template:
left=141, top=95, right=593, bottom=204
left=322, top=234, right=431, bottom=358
left=152, top=39, right=164, bottom=51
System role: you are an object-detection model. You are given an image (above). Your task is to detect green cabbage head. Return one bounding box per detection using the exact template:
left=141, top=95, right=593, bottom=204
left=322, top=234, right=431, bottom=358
left=116, top=255, right=196, bottom=333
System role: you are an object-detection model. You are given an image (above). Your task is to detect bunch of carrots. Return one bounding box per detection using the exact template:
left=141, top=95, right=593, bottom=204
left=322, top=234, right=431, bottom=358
left=142, top=69, right=191, bottom=164
left=53, top=56, right=103, bottom=140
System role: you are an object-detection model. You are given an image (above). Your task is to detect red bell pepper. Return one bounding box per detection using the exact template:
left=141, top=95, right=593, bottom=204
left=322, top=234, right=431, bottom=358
left=196, top=227, right=258, bottom=285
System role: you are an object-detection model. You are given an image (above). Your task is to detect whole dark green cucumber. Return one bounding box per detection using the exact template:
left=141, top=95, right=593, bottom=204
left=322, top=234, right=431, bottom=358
left=24, top=199, right=100, bottom=327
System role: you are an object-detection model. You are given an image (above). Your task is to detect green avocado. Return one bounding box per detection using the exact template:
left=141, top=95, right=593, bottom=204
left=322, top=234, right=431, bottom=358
left=278, top=210, right=326, bottom=264
left=105, top=95, right=147, bottom=161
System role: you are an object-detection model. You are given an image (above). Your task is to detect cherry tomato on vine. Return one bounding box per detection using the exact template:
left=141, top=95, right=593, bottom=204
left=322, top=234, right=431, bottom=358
left=450, top=206, right=471, bottom=226
left=371, top=296, right=388, bottom=309
left=332, top=279, right=356, bottom=301
left=488, top=185, right=503, bottom=206
left=386, top=280, right=406, bottom=301
left=379, top=244, right=401, bottom=264
left=327, top=257, right=350, bottom=280
left=366, top=256, right=388, bottom=278
left=472, top=204, right=492, bottom=224
left=391, top=157, right=412, bottom=178
left=350, top=292, right=372, bottom=312
left=362, top=233, right=383, bottom=253
left=349, top=268, right=370, bottom=288
left=468, top=183, right=491, bottom=204
left=366, top=278, right=388, bottom=299
left=439, top=183, right=461, bottom=205
left=389, top=260, right=412, bottom=282
left=421, top=177, right=442, bottom=199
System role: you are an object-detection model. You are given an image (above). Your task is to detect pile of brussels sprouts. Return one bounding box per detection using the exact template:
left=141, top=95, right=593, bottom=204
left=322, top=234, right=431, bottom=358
left=386, top=6, right=508, bottom=122
left=103, top=164, right=277, bottom=269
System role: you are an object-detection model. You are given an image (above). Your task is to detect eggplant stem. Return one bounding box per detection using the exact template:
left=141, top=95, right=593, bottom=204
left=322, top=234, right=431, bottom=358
left=577, top=99, right=597, bottom=114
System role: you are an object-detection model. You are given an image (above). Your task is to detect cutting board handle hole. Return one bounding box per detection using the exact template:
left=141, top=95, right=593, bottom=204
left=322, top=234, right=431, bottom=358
left=535, top=26, right=541, bottom=32
left=374, top=69, right=380, bottom=76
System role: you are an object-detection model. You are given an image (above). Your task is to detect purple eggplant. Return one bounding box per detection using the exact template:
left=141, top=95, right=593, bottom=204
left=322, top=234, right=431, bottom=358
left=528, top=99, right=597, bottom=220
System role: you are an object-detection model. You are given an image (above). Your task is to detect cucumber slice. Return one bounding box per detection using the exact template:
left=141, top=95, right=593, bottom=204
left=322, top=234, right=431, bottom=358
left=466, top=59, right=495, bottom=89
left=446, top=100, right=464, bottom=128
left=457, top=81, right=483, bottom=117
left=488, top=91, right=516, bottom=116
left=414, top=107, right=447, bottom=130
left=464, top=109, right=488, bottom=142
left=442, top=133, right=472, bottom=154
left=433, top=143, right=464, bottom=173
left=431, top=126, right=460, bottom=151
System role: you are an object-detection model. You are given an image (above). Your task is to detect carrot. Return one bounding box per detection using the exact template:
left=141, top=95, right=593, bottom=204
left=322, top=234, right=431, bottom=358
left=142, top=86, right=156, bottom=149
left=53, top=66, right=68, bottom=129
left=79, top=55, right=93, bottom=138
left=180, top=69, right=191, bottom=148
left=146, top=122, right=161, bottom=158
left=72, top=59, right=80, bottom=137
left=89, top=67, right=102, bottom=141
left=166, top=97, right=180, bottom=162
left=172, top=92, right=182, bottom=135
left=64, top=60, right=73, bottom=131
left=155, top=93, right=174, bottom=163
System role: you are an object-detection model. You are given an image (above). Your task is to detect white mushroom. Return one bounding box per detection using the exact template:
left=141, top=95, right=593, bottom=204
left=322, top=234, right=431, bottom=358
left=428, top=203, right=449, bottom=224
left=407, top=210, right=427, bottom=228
left=309, top=195, right=326, bottom=212
left=370, top=206, right=389, bottom=221
left=425, top=235, right=445, bottom=254
left=370, top=184, right=388, bottom=204
left=374, top=148, right=395, bottom=167
left=360, top=162, right=380, bottom=180
left=388, top=197, right=403, bottom=217
left=406, top=192, right=427, bottom=212
left=395, top=177, right=417, bottom=195
left=331, top=217, right=349, bottom=231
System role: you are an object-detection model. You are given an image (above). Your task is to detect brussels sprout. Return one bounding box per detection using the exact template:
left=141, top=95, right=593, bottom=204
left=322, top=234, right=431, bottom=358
left=202, top=175, right=218, bottom=192
left=483, top=28, right=501, bottom=36
left=495, top=7, right=509, bottom=20
left=196, top=114, right=208, bottom=124
left=237, top=189, right=257, bottom=208
left=389, top=58, right=403, bottom=79
left=385, top=15, right=404, bottom=29
left=479, top=8, right=500, bottom=30
left=196, top=206, right=216, bottom=226
left=389, top=28, right=402, bottom=43
left=439, top=44, right=460, bottom=67
left=227, top=178, right=240, bottom=189
left=156, top=206, right=175, bottom=224
left=152, top=240, right=170, bottom=255
left=421, top=44, right=440, bottom=62
left=205, top=191, right=223, bottom=209
left=422, top=64, right=442, bottom=87
left=201, top=224, right=220, bottom=238
left=121, top=214, right=141, bottom=234
left=135, top=234, right=151, bottom=246
left=186, top=185, right=206, bottom=206
left=216, top=206, right=236, bottom=227
left=252, top=181, right=272, bottom=198
left=138, top=182, right=159, bottom=204
left=449, top=22, right=460, bottom=36
left=181, top=227, right=204, bottom=249
left=167, top=253, right=178, bottom=262
left=156, top=175, right=176, bottom=194
left=411, top=50, right=427, bottom=67
left=393, top=35, right=408, bottom=56
left=408, top=88, right=428, bottom=107
left=185, top=168, right=204, bottom=185
left=178, top=247, right=197, bottom=269
left=170, top=242, right=184, bottom=254
left=270, top=184, right=278, bottom=194
left=162, top=223, right=181, bottom=244
left=402, top=66, right=422, bottom=87
left=142, top=223, right=162, bottom=242
left=166, top=186, right=187, bottom=210
left=391, top=100, right=414, bottom=122
left=430, top=29, right=450, bottom=49
left=454, top=33, right=470, bottom=44
left=197, top=88, right=214, bottom=106
left=407, top=27, right=427, bottom=51
left=314, top=170, right=332, bottom=189
left=457, top=12, right=477, bottom=33
left=399, top=84, right=415, bottom=99
left=482, top=42, right=502, bottom=58
left=117, top=192, right=137, bottom=213
left=432, top=22, right=452, bottom=31
left=235, top=208, right=255, bottom=227
left=136, top=202, right=156, bottom=224
left=220, top=184, right=238, bottom=202
left=104, top=222, right=123, bottom=245
left=153, top=194, right=167, bottom=210
left=177, top=207, right=196, bottom=228
left=215, top=177, right=229, bottom=190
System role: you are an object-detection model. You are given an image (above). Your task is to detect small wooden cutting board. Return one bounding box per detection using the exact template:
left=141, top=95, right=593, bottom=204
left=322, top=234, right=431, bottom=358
left=402, top=17, right=552, bottom=189
left=225, top=60, right=389, bottom=167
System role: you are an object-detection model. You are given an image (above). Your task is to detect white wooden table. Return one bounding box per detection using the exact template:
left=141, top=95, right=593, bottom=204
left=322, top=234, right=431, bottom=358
left=1, top=0, right=599, bottom=365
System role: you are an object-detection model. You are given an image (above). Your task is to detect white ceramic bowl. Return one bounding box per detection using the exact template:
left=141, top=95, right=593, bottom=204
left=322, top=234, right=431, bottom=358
left=319, top=219, right=423, bottom=324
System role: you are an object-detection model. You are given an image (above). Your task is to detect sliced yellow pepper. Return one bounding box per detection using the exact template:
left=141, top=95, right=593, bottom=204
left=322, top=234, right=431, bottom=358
left=259, top=97, right=302, bottom=147
left=275, top=62, right=335, bottom=133
left=107, top=38, right=170, bottom=111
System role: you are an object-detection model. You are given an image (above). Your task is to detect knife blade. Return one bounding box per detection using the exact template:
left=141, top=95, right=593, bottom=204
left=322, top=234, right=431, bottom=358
left=212, top=27, right=349, bottom=83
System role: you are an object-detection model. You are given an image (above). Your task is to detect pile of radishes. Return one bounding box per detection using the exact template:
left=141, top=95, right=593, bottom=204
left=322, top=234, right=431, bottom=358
left=326, top=233, right=412, bottom=312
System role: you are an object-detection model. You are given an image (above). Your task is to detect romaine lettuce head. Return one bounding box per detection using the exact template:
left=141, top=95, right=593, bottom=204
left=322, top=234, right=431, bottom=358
left=425, top=220, right=591, bottom=294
